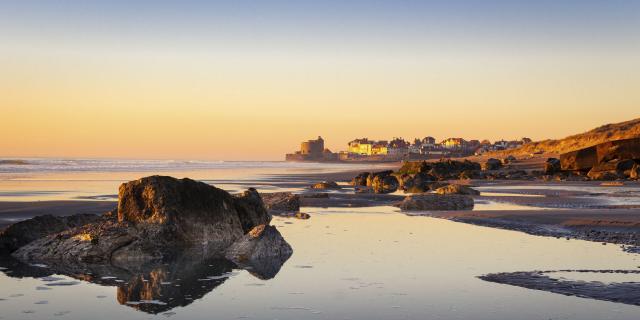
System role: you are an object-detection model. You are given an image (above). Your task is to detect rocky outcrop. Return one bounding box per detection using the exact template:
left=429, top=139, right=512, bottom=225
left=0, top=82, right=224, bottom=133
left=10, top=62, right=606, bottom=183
left=261, top=192, right=300, bottom=214
left=396, top=194, right=474, bottom=211
left=631, top=164, right=640, bottom=180
left=502, top=155, right=516, bottom=165
left=404, top=180, right=448, bottom=194
left=544, top=158, right=561, bottom=175
left=311, top=181, right=341, bottom=189
left=435, top=184, right=480, bottom=196
left=429, top=160, right=481, bottom=180
left=560, top=138, right=640, bottom=172
left=11, top=176, right=285, bottom=266
left=350, top=172, right=370, bottom=186
left=482, top=158, right=502, bottom=171
left=225, top=224, right=293, bottom=279
left=370, top=173, right=399, bottom=194
left=393, top=173, right=413, bottom=190
left=366, top=170, right=394, bottom=186
left=0, top=214, right=101, bottom=254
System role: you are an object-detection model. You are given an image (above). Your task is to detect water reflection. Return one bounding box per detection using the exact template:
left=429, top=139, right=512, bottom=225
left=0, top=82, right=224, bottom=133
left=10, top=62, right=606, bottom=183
left=0, top=252, right=289, bottom=314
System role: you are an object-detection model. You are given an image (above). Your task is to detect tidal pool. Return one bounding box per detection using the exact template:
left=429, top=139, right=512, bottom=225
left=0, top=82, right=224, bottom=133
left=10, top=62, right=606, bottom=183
left=2, top=207, right=640, bottom=320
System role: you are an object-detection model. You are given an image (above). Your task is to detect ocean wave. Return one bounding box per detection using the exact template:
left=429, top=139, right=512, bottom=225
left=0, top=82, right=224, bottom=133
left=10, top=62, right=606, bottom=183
left=0, top=158, right=366, bottom=174
left=0, top=159, right=30, bottom=165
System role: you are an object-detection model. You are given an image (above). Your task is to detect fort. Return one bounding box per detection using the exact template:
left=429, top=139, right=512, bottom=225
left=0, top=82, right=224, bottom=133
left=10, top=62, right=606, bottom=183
left=285, top=136, right=338, bottom=162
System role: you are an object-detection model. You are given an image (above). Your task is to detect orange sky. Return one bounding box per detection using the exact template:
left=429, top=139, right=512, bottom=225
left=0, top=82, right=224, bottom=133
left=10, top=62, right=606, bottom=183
left=1, top=2, right=639, bottom=160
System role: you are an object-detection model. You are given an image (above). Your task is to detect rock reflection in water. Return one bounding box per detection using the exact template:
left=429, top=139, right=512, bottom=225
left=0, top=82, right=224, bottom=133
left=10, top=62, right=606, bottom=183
left=0, top=252, right=290, bottom=314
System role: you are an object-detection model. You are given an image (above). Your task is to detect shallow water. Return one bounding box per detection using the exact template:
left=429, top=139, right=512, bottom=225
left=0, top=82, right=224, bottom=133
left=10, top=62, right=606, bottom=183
left=2, top=208, right=640, bottom=320
left=0, top=160, right=384, bottom=201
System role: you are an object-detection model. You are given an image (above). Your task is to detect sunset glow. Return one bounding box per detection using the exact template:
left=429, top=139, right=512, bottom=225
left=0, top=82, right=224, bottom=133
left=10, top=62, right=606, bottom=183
left=1, top=1, right=639, bottom=160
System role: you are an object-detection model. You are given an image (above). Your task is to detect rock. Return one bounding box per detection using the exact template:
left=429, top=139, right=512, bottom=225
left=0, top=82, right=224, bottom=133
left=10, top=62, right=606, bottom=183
left=311, top=181, right=341, bottom=189
left=502, top=155, right=516, bottom=164
left=560, top=138, right=640, bottom=172
left=404, top=181, right=448, bottom=194
left=294, top=212, right=311, bottom=219
left=397, top=161, right=431, bottom=175
left=413, top=172, right=436, bottom=187
left=117, top=176, right=269, bottom=235
left=371, top=175, right=399, bottom=194
left=399, top=172, right=433, bottom=193
left=261, top=192, right=300, bottom=214
left=225, top=224, right=293, bottom=279
left=435, top=184, right=480, bottom=196
left=482, top=158, right=502, bottom=171
left=366, top=170, right=394, bottom=187
left=587, top=169, right=620, bottom=181
left=233, top=188, right=272, bottom=233
left=631, top=164, right=640, bottom=180
left=428, top=160, right=481, bottom=180
left=544, top=158, right=561, bottom=175
left=12, top=176, right=275, bottom=264
left=0, top=214, right=102, bottom=254
left=355, top=186, right=373, bottom=194
left=396, top=194, right=474, bottom=211
left=459, top=170, right=480, bottom=180
left=350, top=172, right=370, bottom=186
left=616, top=159, right=637, bottom=173
left=393, top=173, right=413, bottom=190
left=505, top=170, right=529, bottom=180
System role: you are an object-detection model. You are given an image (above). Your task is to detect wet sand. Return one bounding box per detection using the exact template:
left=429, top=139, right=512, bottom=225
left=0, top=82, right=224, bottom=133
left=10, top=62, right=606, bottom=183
left=2, top=165, right=640, bottom=250
left=0, top=201, right=116, bottom=229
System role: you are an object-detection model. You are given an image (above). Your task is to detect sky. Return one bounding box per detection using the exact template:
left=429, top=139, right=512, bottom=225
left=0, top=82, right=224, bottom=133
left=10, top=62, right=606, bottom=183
left=1, top=0, right=639, bottom=160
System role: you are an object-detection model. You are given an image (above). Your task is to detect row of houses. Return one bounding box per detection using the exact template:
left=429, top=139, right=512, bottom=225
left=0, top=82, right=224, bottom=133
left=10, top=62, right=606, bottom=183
left=346, top=136, right=532, bottom=157
left=286, top=136, right=532, bottom=162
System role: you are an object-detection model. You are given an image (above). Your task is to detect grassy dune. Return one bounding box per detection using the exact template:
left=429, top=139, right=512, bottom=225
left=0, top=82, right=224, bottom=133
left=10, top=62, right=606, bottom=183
left=491, top=117, right=640, bottom=157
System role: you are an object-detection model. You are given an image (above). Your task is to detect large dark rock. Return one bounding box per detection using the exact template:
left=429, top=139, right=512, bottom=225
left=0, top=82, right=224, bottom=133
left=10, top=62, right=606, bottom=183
left=482, top=158, right=503, bottom=171
left=371, top=174, right=399, bottom=194
left=366, top=170, right=394, bottom=187
left=12, top=176, right=275, bottom=265
left=0, top=214, right=101, bottom=254
left=544, top=158, right=561, bottom=175
left=396, top=194, right=474, bottom=211
left=117, top=176, right=269, bottom=240
left=403, top=172, right=438, bottom=193
left=261, top=192, right=300, bottom=214
left=350, top=172, right=370, bottom=186
left=428, top=160, right=481, bottom=180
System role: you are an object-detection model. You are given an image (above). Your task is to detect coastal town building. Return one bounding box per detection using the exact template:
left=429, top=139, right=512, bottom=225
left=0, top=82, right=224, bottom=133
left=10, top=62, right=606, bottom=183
left=441, top=138, right=468, bottom=150
left=348, top=138, right=390, bottom=156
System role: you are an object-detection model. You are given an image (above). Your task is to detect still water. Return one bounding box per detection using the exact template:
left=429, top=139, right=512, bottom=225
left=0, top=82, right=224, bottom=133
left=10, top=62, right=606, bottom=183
left=2, top=208, right=640, bottom=320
